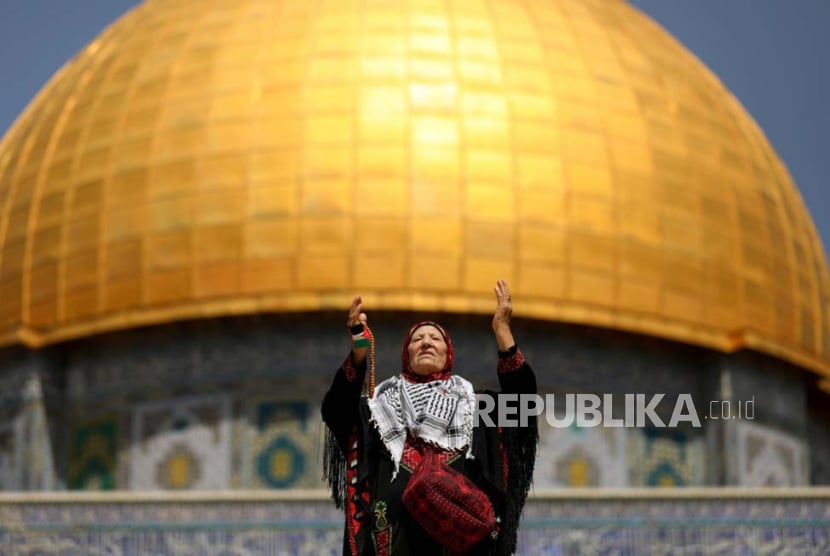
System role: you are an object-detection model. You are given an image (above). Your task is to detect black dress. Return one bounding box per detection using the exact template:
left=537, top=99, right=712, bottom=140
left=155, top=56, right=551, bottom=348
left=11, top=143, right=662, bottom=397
left=322, top=347, right=537, bottom=556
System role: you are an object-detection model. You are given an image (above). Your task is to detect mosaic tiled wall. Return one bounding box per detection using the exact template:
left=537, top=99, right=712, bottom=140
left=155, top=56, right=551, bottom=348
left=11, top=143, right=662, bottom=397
left=0, top=313, right=825, bottom=490
left=1, top=493, right=828, bottom=555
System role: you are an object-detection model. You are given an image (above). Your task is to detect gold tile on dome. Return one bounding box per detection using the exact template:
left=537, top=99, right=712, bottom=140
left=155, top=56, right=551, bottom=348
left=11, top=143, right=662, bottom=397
left=208, top=92, right=255, bottom=123
left=619, top=204, right=660, bottom=245
left=559, top=100, right=604, bottom=132
left=104, top=278, right=142, bottom=312
left=151, top=196, right=193, bottom=232
left=299, top=217, right=351, bottom=254
left=297, top=256, right=347, bottom=289
left=463, top=258, right=514, bottom=294
left=519, top=225, right=566, bottom=264
left=301, top=180, right=351, bottom=215
left=354, top=218, right=408, bottom=252
left=28, top=299, right=58, bottom=328
left=248, top=153, right=299, bottom=183
left=305, top=115, right=354, bottom=146
left=195, top=225, right=242, bottom=263
left=705, top=270, right=740, bottom=304
left=4, top=208, right=29, bottom=245
left=308, top=56, right=355, bottom=84
left=109, top=168, right=147, bottom=202
left=105, top=240, right=141, bottom=280
left=621, top=241, right=662, bottom=282
left=518, top=189, right=566, bottom=226
left=409, top=217, right=460, bottom=256
left=196, top=190, right=245, bottom=225
left=65, top=251, right=98, bottom=291
left=196, top=262, right=240, bottom=297
left=31, top=227, right=61, bottom=265
left=409, top=33, right=452, bottom=58
left=149, top=230, right=192, bottom=269
left=63, top=287, right=99, bottom=322
left=662, top=290, right=703, bottom=322
left=358, top=146, right=407, bottom=178
left=466, top=221, right=514, bottom=258
left=353, top=179, right=407, bottom=216
left=610, top=140, right=654, bottom=175
left=28, top=263, right=58, bottom=302
left=75, top=148, right=111, bottom=182
left=304, top=85, right=354, bottom=113
left=304, top=148, right=352, bottom=179
left=360, top=57, right=407, bottom=81
left=358, top=87, right=408, bottom=118
left=408, top=255, right=460, bottom=291
left=0, top=242, right=24, bottom=280
left=248, top=186, right=297, bottom=218
left=358, top=116, right=408, bottom=143
left=43, top=160, right=72, bottom=195
left=147, top=269, right=193, bottom=304
left=569, top=233, right=615, bottom=273
left=245, top=220, right=298, bottom=258
left=619, top=278, right=659, bottom=314
left=466, top=183, right=513, bottom=223
left=462, top=117, right=510, bottom=150
left=457, top=60, right=503, bottom=87
left=66, top=215, right=100, bottom=253
left=410, top=180, right=461, bottom=218
left=410, top=83, right=457, bottom=112
left=662, top=254, right=702, bottom=294
left=513, top=120, right=558, bottom=153
left=0, top=277, right=22, bottom=321
left=412, top=116, right=458, bottom=148
left=459, top=87, right=508, bottom=120
left=353, top=254, right=405, bottom=289
left=569, top=269, right=615, bottom=307
left=519, top=264, right=566, bottom=299
left=517, top=154, right=564, bottom=191
left=243, top=258, right=293, bottom=294
left=502, top=39, right=545, bottom=65
left=107, top=205, right=146, bottom=242
left=412, top=147, right=459, bottom=181
left=148, top=160, right=195, bottom=199
left=465, top=150, right=512, bottom=183
left=207, top=122, right=249, bottom=153
left=569, top=194, right=615, bottom=235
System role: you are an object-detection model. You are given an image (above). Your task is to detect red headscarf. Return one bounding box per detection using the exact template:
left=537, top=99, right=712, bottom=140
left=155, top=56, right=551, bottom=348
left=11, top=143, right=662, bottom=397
left=401, top=321, right=454, bottom=383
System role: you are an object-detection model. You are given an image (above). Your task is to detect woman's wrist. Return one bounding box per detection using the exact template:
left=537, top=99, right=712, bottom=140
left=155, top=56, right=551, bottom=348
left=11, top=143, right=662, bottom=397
left=493, top=325, right=515, bottom=351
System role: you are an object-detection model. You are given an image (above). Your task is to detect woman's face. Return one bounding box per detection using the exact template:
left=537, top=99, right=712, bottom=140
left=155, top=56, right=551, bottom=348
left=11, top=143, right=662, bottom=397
left=407, top=325, right=448, bottom=376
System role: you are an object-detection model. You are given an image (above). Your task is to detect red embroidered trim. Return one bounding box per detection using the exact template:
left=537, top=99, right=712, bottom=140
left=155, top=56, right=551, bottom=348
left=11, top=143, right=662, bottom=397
left=343, top=354, right=358, bottom=382
left=497, top=349, right=525, bottom=374
left=345, top=430, right=360, bottom=556
left=372, top=527, right=391, bottom=556
left=400, top=438, right=459, bottom=471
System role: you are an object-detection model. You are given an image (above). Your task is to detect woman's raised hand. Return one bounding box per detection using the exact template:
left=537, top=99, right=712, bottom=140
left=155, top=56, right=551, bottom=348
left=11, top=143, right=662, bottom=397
left=492, top=279, right=516, bottom=351
left=347, top=295, right=368, bottom=328
left=347, top=295, right=370, bottom=363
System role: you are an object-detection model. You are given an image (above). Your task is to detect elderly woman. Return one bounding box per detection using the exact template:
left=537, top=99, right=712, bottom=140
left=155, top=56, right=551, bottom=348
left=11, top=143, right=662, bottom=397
left=322, top=280, right=537, bottom=556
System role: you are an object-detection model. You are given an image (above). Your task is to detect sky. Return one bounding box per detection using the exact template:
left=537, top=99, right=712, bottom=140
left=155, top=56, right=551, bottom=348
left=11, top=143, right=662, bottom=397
left=1, top=0, right=827, bottom=259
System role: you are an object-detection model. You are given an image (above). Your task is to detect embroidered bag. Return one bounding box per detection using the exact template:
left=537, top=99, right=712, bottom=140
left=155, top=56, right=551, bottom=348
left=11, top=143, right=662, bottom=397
left=401, top=449, right=496, bottom=553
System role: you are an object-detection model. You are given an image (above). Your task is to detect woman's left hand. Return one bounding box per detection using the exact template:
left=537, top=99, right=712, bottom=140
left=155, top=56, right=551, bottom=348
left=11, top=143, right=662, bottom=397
left=492, top=280, right=516, bottom=350
left=492, top=279, right=512, bottom=330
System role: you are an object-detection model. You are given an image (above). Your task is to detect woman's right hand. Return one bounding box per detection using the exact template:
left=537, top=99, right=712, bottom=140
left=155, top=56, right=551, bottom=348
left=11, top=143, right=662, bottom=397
left=347, top=295, right=369, bottom=364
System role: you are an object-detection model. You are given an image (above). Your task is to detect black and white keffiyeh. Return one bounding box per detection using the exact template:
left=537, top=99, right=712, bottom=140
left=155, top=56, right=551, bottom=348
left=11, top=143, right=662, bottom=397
left=368, top=375, right=476, bottom=480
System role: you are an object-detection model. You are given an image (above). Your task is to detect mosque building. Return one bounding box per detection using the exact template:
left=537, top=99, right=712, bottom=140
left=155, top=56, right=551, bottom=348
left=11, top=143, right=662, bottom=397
left=1, top=0, right=829, bottom=499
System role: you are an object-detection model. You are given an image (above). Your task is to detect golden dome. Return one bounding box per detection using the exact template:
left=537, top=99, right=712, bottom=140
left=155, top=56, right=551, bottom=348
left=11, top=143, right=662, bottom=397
left=0, top=0, right=828, bottom=376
